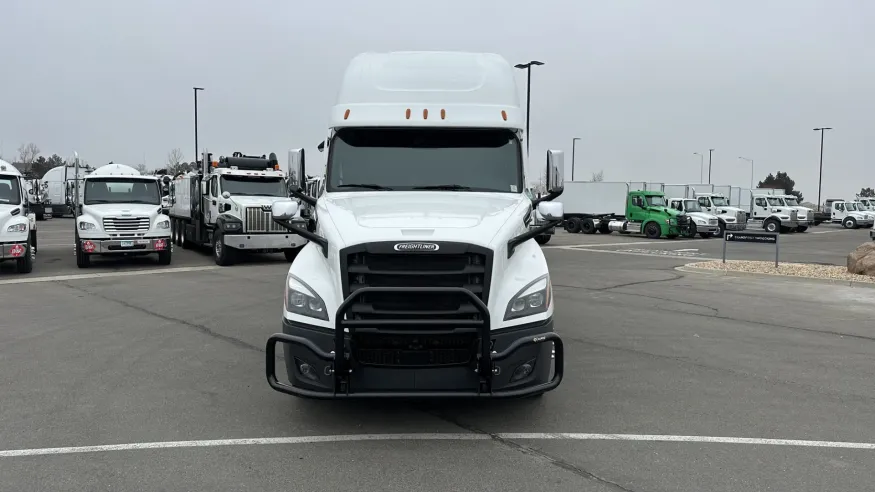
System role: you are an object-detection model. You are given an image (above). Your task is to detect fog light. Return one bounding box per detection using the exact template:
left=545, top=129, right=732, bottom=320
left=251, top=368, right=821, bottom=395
left=510, top=358, right=537, bottom=382
left=295, top=358, right=319, bottom=381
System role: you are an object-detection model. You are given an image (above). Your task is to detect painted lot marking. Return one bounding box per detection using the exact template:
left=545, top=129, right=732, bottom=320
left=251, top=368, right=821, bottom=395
left=553, top=246, right=718, bottom=260
left=0, top=266, right=220, bottom=286
left=3, top=433, right=875, bottom=458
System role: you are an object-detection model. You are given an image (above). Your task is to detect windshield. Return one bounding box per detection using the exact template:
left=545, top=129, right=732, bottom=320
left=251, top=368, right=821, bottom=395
left=0, top=176, right=22, bottom=205
left=784, top=197, right=799, bottom=206
left=846, top=202, right=858, bottom=211
left=644, top=195, right=667, bottom=207
left=767, top=197, right=785, bottom=206
left=220, top=175, right=286, bottom=197
left=326, top=128, right=523, bottom=193
left=683, top=199, right=702, bottom=212
left=709, top=196, right=727, bottom=206
left=84, top=177, right=161, bottom=205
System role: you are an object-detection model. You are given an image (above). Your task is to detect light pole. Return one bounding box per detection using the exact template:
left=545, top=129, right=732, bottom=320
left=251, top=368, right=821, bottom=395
left=708, top=149, right=715, bottom=184
left=514, top=60, right=545, bottom=158
left=571, top=137, right=581, bottom=180
left=813, top=127, right=832, bottom=211
left=693, top=152, right=703, bottom=182
left=193, top=87, right=205, bottom=167
left=738, top=156, right=754, bottom=188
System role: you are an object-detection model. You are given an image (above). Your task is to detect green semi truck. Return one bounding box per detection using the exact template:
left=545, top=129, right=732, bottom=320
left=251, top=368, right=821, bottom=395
left=561, top=182, right=692, bottom=239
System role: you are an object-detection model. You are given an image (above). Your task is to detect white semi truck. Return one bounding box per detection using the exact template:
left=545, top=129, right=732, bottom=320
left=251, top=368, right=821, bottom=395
left=830, top=200, right=874, bottom=229
left=666, top=197, right=720, bottom=238
left=22, top=172, right=52, bottom=220
left=264, top=51, right=566, bottom=400
left=72, top=157, right=172, bottom=268
left=748, top=193, right=800, bottom=233
left=0, top=160, right=36, bottom=273
left=43, top=162, right=94, bottom=217
left=691, top=192, right=748, bottom=236
left=168, top=151, right=308, bottom=266
left=776, top=194, right=814, bottom=230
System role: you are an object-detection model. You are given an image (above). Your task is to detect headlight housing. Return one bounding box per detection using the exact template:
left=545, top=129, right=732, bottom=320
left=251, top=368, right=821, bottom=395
left=6, top=223, right=27, bottom=233
left=504, top=274, right=551, bottom=321
left=156, top=218, right=170, bottom=229
left=78, top=221, right=97, bottom=231
left=221, top=220, right=242, bottom=231
left=284, top=274, right=328, bottom=320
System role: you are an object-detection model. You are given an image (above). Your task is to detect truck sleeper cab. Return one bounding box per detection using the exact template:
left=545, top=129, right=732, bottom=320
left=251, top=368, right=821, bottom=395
left=0, top=161, right=36, bottom=273
left=264, top=51, right=566, bottom=399
left=72, top=160, right=172, bottom=268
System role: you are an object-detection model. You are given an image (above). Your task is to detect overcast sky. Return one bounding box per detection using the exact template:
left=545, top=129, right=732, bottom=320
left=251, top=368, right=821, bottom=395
left=1, top=0, right=870, bottom=202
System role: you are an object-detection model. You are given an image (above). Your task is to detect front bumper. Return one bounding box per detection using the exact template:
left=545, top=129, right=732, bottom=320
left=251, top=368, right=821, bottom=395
left=79, top=236, right=170, bottom=254
left=266, top=287, right=564, bottom=399
left=0, top=241, right=28, bottom=260
left=224, top=233, right=307, bottom=250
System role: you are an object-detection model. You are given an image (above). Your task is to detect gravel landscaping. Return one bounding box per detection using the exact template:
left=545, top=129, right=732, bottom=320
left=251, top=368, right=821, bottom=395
left=687, top=260, right=875, bottom=284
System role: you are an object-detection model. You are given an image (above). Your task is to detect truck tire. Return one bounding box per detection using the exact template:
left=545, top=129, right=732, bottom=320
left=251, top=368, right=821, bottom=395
left=687, top=222, right=697, bottom=238
left=16, top=241, right=34, bottom=274
left=715, top=220, right=725, bottom=238
left=171, top=219, right=179, bottom=245
left=598, top=222, right=612, bottom=234
left=580, top=219, right=595, bottom=234
left=843, top=217, right=857, bottom=229
left=535, top=235, right=551, bottom=245
left=157, top=247, right=172, bottom=266
left=36, top=213, right=45, bottom=221
left=565, top=217, right=582, bottom=234
left=75, top=234, right=90, bottom=268
left=764, top=219, right=779, bottom=233
left=797, top=226, right=808, bottom=233
left=644, top=221, right=661, bottom=239
left=212, top=232, right=235, bottom=266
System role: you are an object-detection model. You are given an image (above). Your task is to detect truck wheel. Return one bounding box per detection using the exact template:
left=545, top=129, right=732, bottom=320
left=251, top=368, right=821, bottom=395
left=644, top=221, right=661, bottom=239
left=75, top=235, right=90, bottom=268
left=687, top=222, right=698, bottom=238
left=598, top=222, right=612, bottom=234
left=36, top=213, right=45, bottom=221
left=716, top=221, right=725, bottom=238
left=565, top=217, right=582, bottom=234
left=213, top=232, right=235, bottom=266
left=535, top=235, right=551, bottom=245
left=842, top=217, right=857, bottom=229
left=580, top=219, right=595, bottom=234
left=157, top=247, right=172, bottom=266
left=764, top=219, right=779, bottom=233
left=797, top=226, right=808, bottom=233
left=16, top=241, right=34, bottom=274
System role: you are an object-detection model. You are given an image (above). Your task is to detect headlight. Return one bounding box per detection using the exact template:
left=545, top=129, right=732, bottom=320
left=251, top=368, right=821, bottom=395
left=696, top=219, right=706, bottom=225
left=6, top=223, right=27, bottom=233
left=78, top=221, right=97, bottom=231
left=156, top=219, right=170, bottom=229
left=504, top=274, right=551, bottom=321
left=285, top=274, right=328, bottom=320
left=222, top=220, right=242, bottom=231
left=779, top=215, right=790, bottom=220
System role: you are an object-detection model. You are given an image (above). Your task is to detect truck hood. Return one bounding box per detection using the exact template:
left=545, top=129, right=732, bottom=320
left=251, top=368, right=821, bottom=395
left=84, top=203, right=161, bottom=219
left=321, top=191, right=525, bottom=248
left=686, top=211, right=718, bottom=222
left=229, top=196, right=287, bottom=207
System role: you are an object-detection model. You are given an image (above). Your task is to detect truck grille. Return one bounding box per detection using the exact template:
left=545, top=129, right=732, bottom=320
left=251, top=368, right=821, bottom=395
left=353, top=333, right=478, bottom=367
left=677, top=215, right=690, bottom=226
left=244, top=207, right=287, bottom=233
left=341, top=242, right=493, bottom=322
left=736, top=211, right=745, bottom=223
left=709, top=219, right=718, bottom=226
left=103, top=216, right=150, bottom=234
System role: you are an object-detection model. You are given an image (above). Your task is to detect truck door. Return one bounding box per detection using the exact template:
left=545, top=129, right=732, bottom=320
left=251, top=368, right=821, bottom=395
left=205, top=176, right=219, bottom=224
left=697, top=196, right=712, bottom=214
left=628, top=195, right=646, bottom=223
left=832, top=202, right=845, bottom=221
left=752, top=197, right=769, bottom=219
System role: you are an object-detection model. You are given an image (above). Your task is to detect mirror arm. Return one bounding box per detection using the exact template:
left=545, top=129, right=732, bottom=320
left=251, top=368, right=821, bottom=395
left=506, top=219, right=562, bottom=258
left=289, top=187, right=317, bottom=207
left=272, top=218, right=328, bottom=258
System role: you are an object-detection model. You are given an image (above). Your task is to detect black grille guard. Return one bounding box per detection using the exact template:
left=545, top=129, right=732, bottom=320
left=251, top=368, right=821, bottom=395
left=265, top=286, right=564, bottom=399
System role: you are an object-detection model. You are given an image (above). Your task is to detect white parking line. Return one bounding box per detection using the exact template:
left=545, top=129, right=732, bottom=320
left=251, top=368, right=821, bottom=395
left=0, top=266, right=220, bottom=285
left=2, top=432, right=874, bottom=458
left=552, top=247, right=719, bottom=260
left=544, top=239, right=702, bottom=249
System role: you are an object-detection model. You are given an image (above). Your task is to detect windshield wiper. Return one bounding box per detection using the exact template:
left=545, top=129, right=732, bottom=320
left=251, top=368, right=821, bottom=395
left=336, top=184, right=394, bottom=190
left=413, top=184, right=472, bottom=191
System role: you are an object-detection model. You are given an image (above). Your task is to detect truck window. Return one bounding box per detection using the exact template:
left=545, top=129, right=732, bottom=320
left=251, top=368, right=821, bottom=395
left=784, top=197, right=799, bottom=206
left=210, top=177, right=218, bottom=197
left=644, top=195, right=667, bottom=207
left=670, top=200, right=681, bottom=210
left=767, top=197, right=784, bottom=207
left=755, top=198, right=767, bottom=207
left=835, top=203, right=844, bottom=211
left=84, top=178, right=161, bottom=205
left=846, top=202, right=857, bottom=211
left=698, top=197, right=710, bottom=207
left=710, top=196, right=728, bottom=206
left=326, top=128, right=523, bottom=193
left=0, top=177, right=22, bottom=205
left=683, top=199, right=702, bottom=212
left=220, top=175, right=287, bottom=197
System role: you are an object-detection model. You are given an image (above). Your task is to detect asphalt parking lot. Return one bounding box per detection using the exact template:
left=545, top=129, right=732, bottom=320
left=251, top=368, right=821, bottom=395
left=2, top=219, right=875, bottom=491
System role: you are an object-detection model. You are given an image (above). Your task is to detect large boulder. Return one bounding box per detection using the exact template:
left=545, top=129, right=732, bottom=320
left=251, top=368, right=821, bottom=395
left=847, top=242, right=875, bottom=276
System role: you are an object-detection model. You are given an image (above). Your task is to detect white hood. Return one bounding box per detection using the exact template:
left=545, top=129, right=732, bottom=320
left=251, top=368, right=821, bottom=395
left=83, top=203, right=162, bottom=220
left=320, top=191, right=526, bottom=249
left=229, top=196, right=287, bottom=207
left=686, top=211, right=718, bottom=223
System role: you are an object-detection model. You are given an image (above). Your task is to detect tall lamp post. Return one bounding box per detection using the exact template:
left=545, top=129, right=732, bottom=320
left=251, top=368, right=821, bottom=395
left=514, top=60, right=545, bottom=158
left=738, top=156, right=754, bottom=189
left=693, top=152, right=703, bottom=182
left=193, top=87, right=205, bottom=167
left=813, top=127, right=832, bottom=211
left=571, top=137, right=581, bottom=180
left=708, top=148, right=714, bottom=184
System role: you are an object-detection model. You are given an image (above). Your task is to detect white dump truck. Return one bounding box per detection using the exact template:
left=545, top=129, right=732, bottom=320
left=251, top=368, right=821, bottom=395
left=830, top=200, right=874, bottom=229
left=72, top=157, right=172, bottom=268
left=263, top=51, right=566, bottom=400
left=0, top=160, right=36, bottom=273
left=168, top=151, right=308, bottom=266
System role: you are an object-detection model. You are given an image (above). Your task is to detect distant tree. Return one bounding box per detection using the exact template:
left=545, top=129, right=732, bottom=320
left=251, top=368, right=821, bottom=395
left=531, top=170, right=547, bottom=195
left=17, top=143, right=40, bottom=171
left=757, top=171, right=802, bottom=201
left=133, top=163, right=149, bottom=175
left=46, top=154, right=64, bottom=169
left=591, top=170, right=604, bottom=182
left=859, top=187, right=875, bottom=198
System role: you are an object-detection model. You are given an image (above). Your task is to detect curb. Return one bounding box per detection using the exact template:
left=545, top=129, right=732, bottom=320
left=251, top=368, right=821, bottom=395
left=675, top=264, right=875, bottom=289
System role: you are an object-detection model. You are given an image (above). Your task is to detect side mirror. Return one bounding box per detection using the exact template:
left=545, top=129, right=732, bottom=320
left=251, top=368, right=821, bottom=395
left=222, top=191, right=231, bottom=199
left=537, top=201, right=564, bottom=221
left=317, top=141, right=325, bottom=153
left=271, top=200, right=299, bottom=220
left=546, top=150, right=564, bottom=194
left=288, top=149, right=306, bottom=193
left=161, top=196, right=171, bottom=208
